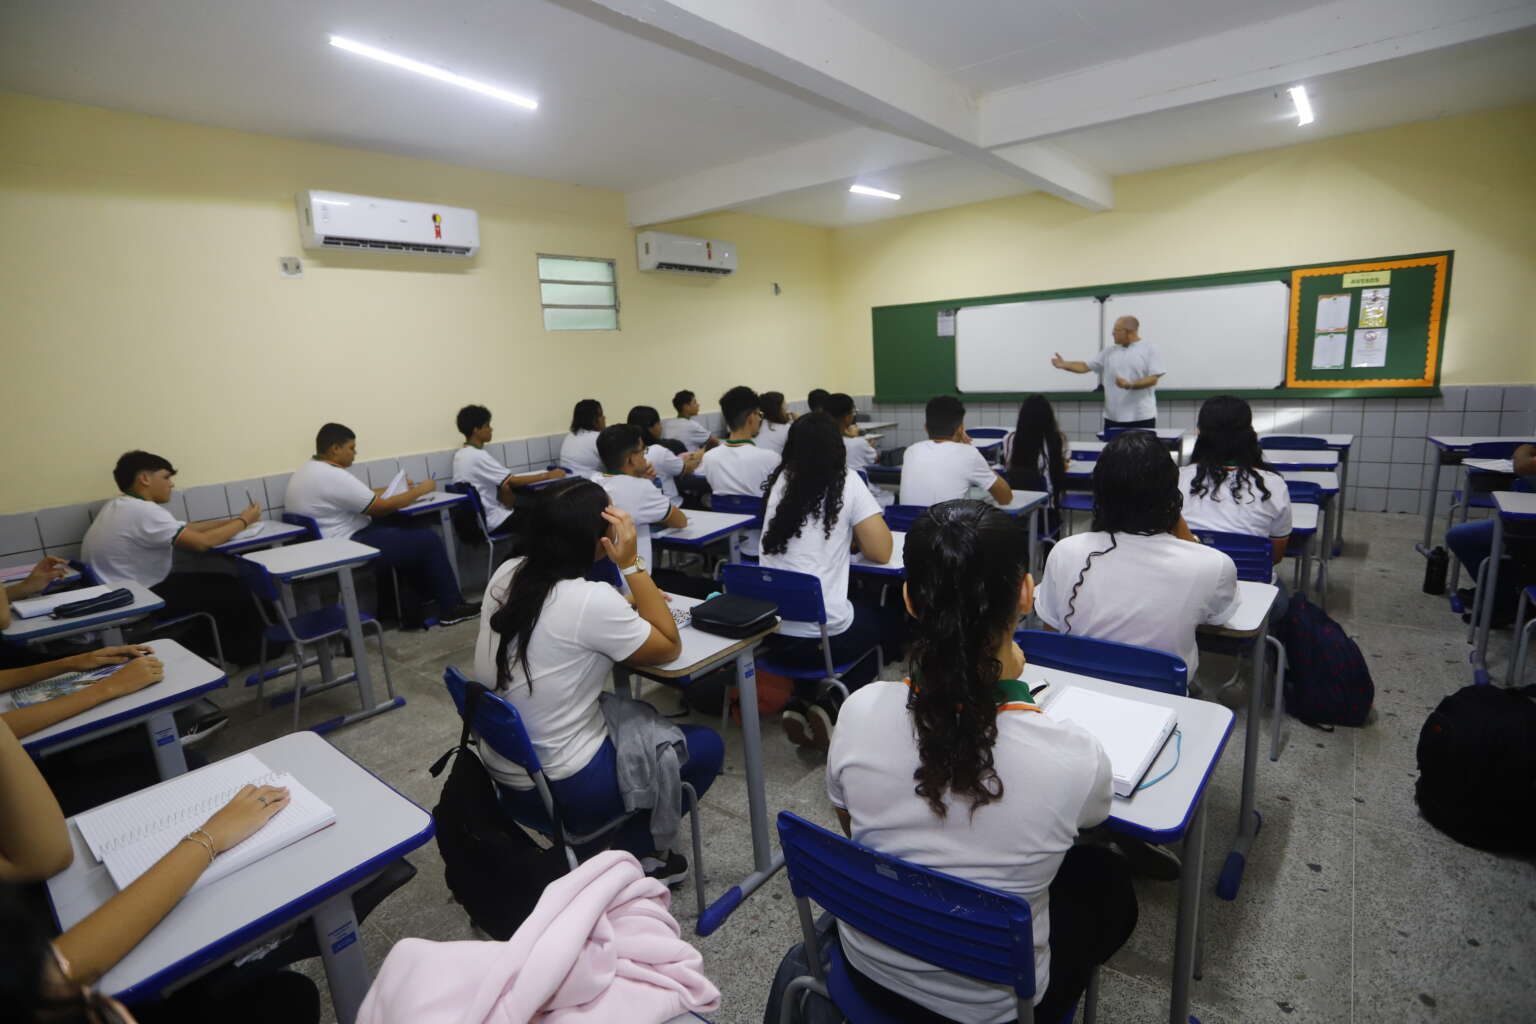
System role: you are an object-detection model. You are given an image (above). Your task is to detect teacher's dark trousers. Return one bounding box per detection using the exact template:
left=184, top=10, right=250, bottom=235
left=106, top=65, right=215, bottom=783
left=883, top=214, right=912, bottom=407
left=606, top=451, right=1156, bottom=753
left=1104, top=417, right=1156, bottom=430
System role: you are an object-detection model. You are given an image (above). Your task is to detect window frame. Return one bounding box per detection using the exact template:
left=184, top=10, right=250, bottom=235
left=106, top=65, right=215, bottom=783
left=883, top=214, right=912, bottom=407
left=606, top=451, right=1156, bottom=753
left=537, top=253, right=620, bottom=331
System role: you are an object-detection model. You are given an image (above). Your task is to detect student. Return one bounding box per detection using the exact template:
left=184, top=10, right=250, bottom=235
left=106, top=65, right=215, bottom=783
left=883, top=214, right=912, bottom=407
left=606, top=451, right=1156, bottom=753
left=1, top=645, right=162, bottom=739
left=822, top=393, right=878, bottom=474
left=827, top=500, right=1135, bottom=1022
left=1180, top=396, right=1292, bottom=578
left=81, top=451, right=266, bottom=664
left=698, top=386, right=782, bottom=556
left=660, top=391, right=717, bottom=452
left=473, top=481, right=722, bottom=885
left=1446, top=443, right=1536, bottom=624
left=1035, top=430, right=1238, bottom=681
left=0, top=557, right=71, bottom=631
left=626, top=405, right=704, bottom=502
left=899, top=396, right=1012, bottom=507
left=451, top=405, right=566, bottom=532
left=285, top=423, right=480, bottom=626
left=1002, top=394, right=1071, bottom=497
left=759, top=413, right=893, bottom=748
left=806, top=389, right=830, bottom=416
left=755, top=391, right=795, bottom=454
left=595, top=424, right=687, bottom=570
left=558, top=400, right=606, bottom=477
left=1051, top=315, right=1165, bottom=428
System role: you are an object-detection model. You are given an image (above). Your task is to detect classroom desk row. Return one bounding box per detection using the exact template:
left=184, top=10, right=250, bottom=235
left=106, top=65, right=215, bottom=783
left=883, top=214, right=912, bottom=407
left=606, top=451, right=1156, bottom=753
left=1419, top=435, right=1536, bottom=558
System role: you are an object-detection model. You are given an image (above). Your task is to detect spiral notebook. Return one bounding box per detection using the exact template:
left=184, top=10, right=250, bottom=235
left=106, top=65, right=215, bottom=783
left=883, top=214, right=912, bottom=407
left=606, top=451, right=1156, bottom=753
left=1043, top=686, right=1177, bottom=798
left=73, top=752, right=335, bottom=892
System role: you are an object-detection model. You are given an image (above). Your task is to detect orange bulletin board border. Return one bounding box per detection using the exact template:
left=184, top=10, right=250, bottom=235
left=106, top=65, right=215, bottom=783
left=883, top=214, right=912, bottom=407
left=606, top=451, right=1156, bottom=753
left=1285, top=254, right=1449, bottom=388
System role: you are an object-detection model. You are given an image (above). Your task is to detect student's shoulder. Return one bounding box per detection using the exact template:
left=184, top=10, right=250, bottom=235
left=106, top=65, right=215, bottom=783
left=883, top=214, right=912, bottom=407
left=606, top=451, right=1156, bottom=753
left=841, top=680, right=910, bottom=725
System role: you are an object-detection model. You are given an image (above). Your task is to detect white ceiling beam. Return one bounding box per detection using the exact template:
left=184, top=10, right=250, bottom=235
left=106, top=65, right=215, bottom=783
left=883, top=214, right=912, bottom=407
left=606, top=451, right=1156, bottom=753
left=980, top=0, right=1536, bottom=147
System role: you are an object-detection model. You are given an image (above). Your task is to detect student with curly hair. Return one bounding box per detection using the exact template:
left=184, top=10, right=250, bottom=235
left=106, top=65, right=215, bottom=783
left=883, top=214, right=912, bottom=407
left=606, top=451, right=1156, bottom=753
left=1180, top=396, right=1292, bottom=578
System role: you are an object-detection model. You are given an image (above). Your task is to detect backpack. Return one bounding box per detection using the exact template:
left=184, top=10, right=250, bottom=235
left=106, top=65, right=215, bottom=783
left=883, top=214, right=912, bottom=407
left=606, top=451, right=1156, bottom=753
left=763, top=912, right=842, bottom=1024
left=1271, top=592, right=1374, bottom=727
left=428, top=682, right=567, bottom=939
left=1415, top=684, right=1536, bottom=853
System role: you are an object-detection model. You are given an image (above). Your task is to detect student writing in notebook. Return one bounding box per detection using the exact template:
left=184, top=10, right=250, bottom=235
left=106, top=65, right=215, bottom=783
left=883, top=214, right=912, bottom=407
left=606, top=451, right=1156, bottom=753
left=698, top=386, right=781, bottom=556
left=1179, top=396, right=1292, bottom=582
left=660, top=390, right=718, bottom=452
left=451, top=405, right=566, bottom=532
left=626, top=405, right=704, bottom=502
left=822, top=393, right=879, bottom=474
left=558, top=399, right=607, bottom=476
left=826, top=500, right=1134, bottom=1023
left=899, top=395, right=1013, bottom=507
left=0, top=645, right=162, bottom=739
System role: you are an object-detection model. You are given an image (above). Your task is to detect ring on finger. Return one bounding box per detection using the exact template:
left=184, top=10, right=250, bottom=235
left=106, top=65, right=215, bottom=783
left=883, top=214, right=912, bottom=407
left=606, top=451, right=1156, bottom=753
left=258, top=796, right=269, bottom=806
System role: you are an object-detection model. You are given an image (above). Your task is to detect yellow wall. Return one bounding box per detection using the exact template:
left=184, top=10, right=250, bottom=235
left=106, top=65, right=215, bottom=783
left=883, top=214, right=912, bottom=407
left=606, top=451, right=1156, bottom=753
left=830, top=102, right=1536, bottom=392
left=0, top=92, right=840, bottom=512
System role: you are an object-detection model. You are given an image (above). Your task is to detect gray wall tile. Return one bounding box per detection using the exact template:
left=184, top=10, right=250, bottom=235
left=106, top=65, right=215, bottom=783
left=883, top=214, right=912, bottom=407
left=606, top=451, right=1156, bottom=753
left=504, top=440, right=530, bottom=468
left=1386, top=489, right=1421, bottom=514
left=1390, top=437, right=1427, bottom=465
left=399, top=454, right=429, bottom=482
left=1502, top=386, right=1534, bottom=411
left=1393, top=410, right=1428, bottom=437
left=1426, top=410, right=1462, bottom=436
left=46, top=542, right=82, bottom=562
left=1388, top=463, right=1426, bottom=490
left=362, top=459, right=400, bottom=488
left=160, top=493, right=188, bottom=522
left=1463, top=410, right=1503, bottom=435
left=224, top=479, right=268, bottom=515
left=427, top=450, right=455, bottom=481
left=346, top=465, right=368, bottom=485
left=1358, top=437, right=1394, bottom=462
left=1439, top=386, right=1467, bottom=411
left=1302, top=408, right=1332, bottom=434
left=264, top=473, right=293, bottom=507
left=528, top=435, right=551, bottom=463
left=1466, top=387, right=1502, bottom=411
left=1395, top=398, right=1429, bottom=412
left=1331, top=410, right=1363, bottom=437
left=37, top=504, right=93, bottom=547
left=5, top=548, right=44, bottom=571
left=0, top=514, right=42, bottom=557
left=1353, top=463, right=1389, bottom=488
left=1362, top=409, right=1395, bottom=436
left=1499, top=411, right=1534, bottom=437
left=182, top=484, right=230, bottom=522
left=1355, top=487, right=1387, bottom=512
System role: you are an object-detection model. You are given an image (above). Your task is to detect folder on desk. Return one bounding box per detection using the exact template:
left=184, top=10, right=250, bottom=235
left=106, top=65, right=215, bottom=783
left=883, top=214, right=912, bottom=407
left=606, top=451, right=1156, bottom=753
left=1044, top=687, right=1177, bottom=798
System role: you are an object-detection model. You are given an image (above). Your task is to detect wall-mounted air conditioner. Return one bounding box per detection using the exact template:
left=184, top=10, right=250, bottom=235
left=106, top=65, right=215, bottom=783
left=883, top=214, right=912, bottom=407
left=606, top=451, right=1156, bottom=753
left=636, top=231, right=736, bottom=275
left=296, top=190, right=479, bottom=257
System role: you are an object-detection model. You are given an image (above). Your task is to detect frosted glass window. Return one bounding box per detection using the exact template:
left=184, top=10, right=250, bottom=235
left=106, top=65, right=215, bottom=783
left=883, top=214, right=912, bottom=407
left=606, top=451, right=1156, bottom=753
left=539, top=254, right=619, bottom=330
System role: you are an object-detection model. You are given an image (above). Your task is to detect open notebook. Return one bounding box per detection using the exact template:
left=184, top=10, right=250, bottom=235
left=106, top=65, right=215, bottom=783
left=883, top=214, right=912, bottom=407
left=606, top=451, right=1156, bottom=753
left=7, top=664, right=119, bottom=708
left=73, top=752, right=335, bottom=892
left=1043, top=686, right=1177, bottom=798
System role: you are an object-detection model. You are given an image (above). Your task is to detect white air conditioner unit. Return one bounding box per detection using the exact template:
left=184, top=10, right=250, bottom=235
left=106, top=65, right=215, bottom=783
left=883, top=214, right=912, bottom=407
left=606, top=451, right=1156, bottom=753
left=296, top=190, right=479, bottom=257
left=636, top=231, right=736, bottom=275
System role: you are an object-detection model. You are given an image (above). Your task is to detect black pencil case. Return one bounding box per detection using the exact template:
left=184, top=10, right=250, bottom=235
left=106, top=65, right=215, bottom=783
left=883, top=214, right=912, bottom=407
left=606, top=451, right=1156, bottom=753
left=52, top=588, right=134, bottom=619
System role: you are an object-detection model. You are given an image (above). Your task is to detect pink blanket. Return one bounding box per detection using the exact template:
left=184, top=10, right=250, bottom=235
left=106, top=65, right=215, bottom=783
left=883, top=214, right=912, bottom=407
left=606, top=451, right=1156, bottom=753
left=356, top=850, right=721, bottom=1023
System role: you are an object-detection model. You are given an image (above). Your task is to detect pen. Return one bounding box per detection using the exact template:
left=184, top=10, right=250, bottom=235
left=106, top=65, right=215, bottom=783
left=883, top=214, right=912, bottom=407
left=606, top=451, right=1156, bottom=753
left=1029, top=682, right=1050, bottom=699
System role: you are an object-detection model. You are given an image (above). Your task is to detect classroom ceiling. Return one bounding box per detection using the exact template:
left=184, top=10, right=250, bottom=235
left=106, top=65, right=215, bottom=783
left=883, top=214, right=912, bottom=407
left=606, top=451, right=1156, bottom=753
left=2, top=0, right=1534, bottom=229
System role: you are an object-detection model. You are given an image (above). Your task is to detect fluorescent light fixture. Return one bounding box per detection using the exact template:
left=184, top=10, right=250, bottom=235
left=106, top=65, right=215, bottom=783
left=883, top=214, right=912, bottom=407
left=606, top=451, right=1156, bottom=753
left=329, top=35, right=538, bottom=111
left=849, top=184, right=901, bottom=200
left=1288, top=85, right=1314, bottom=126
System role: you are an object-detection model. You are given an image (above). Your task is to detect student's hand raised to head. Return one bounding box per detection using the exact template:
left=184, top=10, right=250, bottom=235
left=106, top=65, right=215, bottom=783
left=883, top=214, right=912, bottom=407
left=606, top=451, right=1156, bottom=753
left=201, top=783, right=291, bottom=855
left=70, top=645, right=153, bottom=672
left=641, top=460, right=658, bottom=480
left=600, top=506, right=639, bottom=568
left=98, top=656, right=164, bottom=699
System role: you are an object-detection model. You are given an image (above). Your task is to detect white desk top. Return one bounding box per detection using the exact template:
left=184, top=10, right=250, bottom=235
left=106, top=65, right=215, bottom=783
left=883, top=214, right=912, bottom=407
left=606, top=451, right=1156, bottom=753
left=9, top=640, right=225, bottom=753
left=1464, top=458, right=1515, bottom=475
left=634, top=593, right=779, bottom=680
left=1428, top=435, right=1534, bottom=451
left=851, top=531, right=905, bottom=576
left=1020, top=663, right=1233, bottom=841
left=1290, top=503, right=1319, bottom=532
left=653, top=509, right=757, bottom=546
left=1281, top=470, right=1339, bottom=494
left=240, top=538, right=380, bottom=580
left=859, top=420, right=898, bottom=433
left=2, top=582, right=164, bottom=643
left=998, top=490, right=1050, bottom=515
left=1261, top=433, right=1355, bottom=448
left=1067, top=449, right=1179, bottom=476
left=395, top=490, right=467, bottom=514
left=1493, top=491, right=1536, bottom=518
left=1264, top=449, right=1339, bottom=468
left=213, top=519, right=309, bottom=554
left=48, top=731, right=434, bottom=1003
left=1201, top=580, right=1278, bottom=636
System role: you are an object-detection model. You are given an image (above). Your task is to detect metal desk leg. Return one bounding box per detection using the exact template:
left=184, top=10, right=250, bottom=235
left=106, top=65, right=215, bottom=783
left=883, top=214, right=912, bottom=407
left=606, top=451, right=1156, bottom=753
left=1315, top=504, right=1330, bottom=609
left=311, top=566, right=405, bottom=731
left=1471, top=513, right=1503, bottom=684
left=437, top=508, right=462, bottom=590
left=1171, top=796, right=1208, bottom=1024
left=145, top=709, right=188, bottom=779
left=1217, top=618, right=1267, bottom=902
left=728, top=532, right=742, bottom=564
left=612, top=666, right=633, bottom=699
left=1027, top=506, right=1040, bottom=579
left=1334, top=450, right=1348, bottom=556
left=311, top=889, right=370, bottom=1024
left=102, top=626, right=126, bottom=645
left=1418, top=445, right=1443, bottom=555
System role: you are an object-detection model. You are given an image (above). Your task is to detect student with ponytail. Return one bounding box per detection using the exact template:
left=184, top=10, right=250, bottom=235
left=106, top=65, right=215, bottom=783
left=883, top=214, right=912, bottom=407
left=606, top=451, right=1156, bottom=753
left=1180, top=396, right=1292, bottom=574
left=826, top=500, right=1135, bottom=1023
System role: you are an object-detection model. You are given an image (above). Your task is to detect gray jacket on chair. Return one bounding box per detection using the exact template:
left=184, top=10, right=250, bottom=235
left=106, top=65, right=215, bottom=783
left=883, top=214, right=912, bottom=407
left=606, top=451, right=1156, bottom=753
left=598, top=692, right=689, bottom=851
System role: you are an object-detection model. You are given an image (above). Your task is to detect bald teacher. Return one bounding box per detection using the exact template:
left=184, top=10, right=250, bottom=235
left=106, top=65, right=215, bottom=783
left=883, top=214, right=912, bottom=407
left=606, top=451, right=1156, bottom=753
left=1051, top=315, right=1166, bottom=429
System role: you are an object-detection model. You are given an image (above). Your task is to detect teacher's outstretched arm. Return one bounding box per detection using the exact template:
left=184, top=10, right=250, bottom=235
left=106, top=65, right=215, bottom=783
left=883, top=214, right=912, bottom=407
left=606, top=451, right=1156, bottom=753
left=1052, top=352, right=1091, bottom=374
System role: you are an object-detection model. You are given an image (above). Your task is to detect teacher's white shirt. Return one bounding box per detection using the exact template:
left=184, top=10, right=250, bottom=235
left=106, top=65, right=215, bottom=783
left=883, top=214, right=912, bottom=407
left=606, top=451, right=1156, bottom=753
left=1086, top=341, right=1164, bottom=423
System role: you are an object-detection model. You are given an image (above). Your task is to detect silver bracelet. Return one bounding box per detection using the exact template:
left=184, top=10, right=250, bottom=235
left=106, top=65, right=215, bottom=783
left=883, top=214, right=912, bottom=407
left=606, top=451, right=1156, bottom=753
left=182, top=828, right=216, bottom=864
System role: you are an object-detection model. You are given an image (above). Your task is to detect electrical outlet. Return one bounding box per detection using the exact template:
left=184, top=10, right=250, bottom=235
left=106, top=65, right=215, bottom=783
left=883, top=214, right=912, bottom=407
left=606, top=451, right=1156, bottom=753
left=279, top=256, right=304, bottom=278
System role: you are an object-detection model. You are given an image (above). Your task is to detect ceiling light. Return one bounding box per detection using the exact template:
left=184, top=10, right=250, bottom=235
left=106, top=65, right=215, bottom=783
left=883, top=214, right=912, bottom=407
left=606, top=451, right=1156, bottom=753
left=329, top=35, right=538, bottom=111
left=849, top=184, right=901, bottom=200
left=1288, top=85, right=1314, bottom=127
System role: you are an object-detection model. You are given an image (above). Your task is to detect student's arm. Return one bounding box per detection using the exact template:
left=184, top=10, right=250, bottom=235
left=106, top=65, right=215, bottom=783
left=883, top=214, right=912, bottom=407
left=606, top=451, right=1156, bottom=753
left=1, top=656, right=163, bottom=739
left=365, top=478, right=435, bottom=516
left=1051, top=352, right=1092, bottom=374
left=681, top=450, right=705, bottom=473
left=5, top=556, right=71, bottom=602
left=1114, top=373, right=1164, bottom=390
left=1173, top=516, right=1198, bottom=543
left=0, top=645, right=151, bottom=694
left=1270, top=537, right=1289, bottom=564
left=600, top=507, right=682, bottom=665
left=834, top=807, right=852, bottom=838
left=1515, top=444, right=1536, bottom=477
left=986, top=474, right=1013, bottom=505
left=661, top=505, right=687, bottom=529
left=495, top=470, right=565, bottom=508
left=55, top=784, right=290, bottom=986
left=0, top=719, right=71, bottom=882
left=173, top=503, right=260, bottom=552
left=851, top=512, right=894, bottom=565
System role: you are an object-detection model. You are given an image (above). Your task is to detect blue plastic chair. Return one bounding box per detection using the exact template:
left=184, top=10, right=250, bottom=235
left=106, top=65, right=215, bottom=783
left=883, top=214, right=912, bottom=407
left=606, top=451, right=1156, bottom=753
left=1285, top=480, right=1322, bottom=506
left=967, top=427, right=1009, bottom=442
left=775, top=811, right=1084, bottom=1024
left=440, top=667, right=706, bottom=911
left=721, top=563, right=881, bottom=703
left=710, top=492, right=765, bottom=520
left=73, top=560, right=228, bottom=669
left=1014, top=629, right=1187, bottom=696
left=1259, top=435, right=1329, bottom=450
left=446, top=481, right=517, bottom=586
left=237, top=557, right=396, bottom=731
left=1451, top=441, right=1533, bottom=519
left=1096, top=426, right=1155, bottom=441
left=882, top=504, right=927, bottom=531
left=284, top=512, right=409, bottom=625
left=1191, top=530, right=1272, bottom=583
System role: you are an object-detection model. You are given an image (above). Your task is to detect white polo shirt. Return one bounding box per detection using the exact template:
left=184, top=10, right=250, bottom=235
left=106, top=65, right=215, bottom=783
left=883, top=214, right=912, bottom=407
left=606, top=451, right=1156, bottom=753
left=1086, top=341, right=1165, bottom=423
left=700, top=441, right=780, bottom=556
left=661, top=417, right=713, bottom=452
left=285, top=458, right=375, bottom=540
left=557, top=430, right=603, bottom=477
left=452, top=445, right=513, bottom=532
left=760, top=468, right=882, bottom=639
left=646, top=443, right=685, bottom=501
left=899, top=439, right=1000, bottom=506
left=1034, top=530, right=1238, bottom=677
left=756, top=420, right=791, bottom=454
left=843, top=435, right=878, bottom=473
left=598, top=472, right=676, bottom=568
left=81, top=494, right=186, bottom=587
left=828, top=681, right=1112, bottom=1020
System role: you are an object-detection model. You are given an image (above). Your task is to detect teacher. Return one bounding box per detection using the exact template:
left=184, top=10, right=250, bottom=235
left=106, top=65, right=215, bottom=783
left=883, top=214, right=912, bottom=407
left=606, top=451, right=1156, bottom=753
left=1051, top=315, right=1165, bottom=429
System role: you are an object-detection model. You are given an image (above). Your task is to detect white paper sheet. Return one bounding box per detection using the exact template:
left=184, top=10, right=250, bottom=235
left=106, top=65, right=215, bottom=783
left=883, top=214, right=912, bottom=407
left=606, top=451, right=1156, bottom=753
left=382, top=470, right=408, bottom=499
left=1311, top=331, right=1347, bottom=370
left=1351, top=328, right=1389, bottom=368
left=1315, top=293, right=1351, bottom=333
left=936, top=310, right=956, bottom=337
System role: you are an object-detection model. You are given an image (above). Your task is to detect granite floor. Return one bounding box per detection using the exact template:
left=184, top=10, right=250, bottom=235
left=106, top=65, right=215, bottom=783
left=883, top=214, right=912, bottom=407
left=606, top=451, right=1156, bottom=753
left=199, top=509, right=1536, bottom=1024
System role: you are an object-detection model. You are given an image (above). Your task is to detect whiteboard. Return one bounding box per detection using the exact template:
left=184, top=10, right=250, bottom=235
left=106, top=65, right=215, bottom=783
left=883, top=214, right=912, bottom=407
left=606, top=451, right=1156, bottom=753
left=1103, top=281, right=1289, bottom=391
left=956, top=297, right=1101, bottom=393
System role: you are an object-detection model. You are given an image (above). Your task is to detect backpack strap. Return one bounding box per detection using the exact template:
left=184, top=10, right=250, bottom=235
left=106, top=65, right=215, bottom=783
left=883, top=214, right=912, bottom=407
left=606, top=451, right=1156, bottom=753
left=429, top=680, right=488, bottom=778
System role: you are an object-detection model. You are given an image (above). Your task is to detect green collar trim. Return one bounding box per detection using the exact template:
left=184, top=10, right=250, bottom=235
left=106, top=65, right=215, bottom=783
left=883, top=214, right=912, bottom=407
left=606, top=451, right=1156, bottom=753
left=723, top=438, right=756, bottom=447
left=905, top=670, right=1041, bottom=711
left=464, top=442, right=484, bottom=450
left=120, top=491, right=151, bottom=502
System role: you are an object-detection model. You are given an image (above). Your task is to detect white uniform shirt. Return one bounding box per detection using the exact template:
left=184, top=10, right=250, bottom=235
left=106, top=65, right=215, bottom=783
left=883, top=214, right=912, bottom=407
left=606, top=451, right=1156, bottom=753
left=1177, top=465, right=1292, bottom=540
left=472, top=558, right=652, bottom=788
left=661, top=417, right=713, bottom=452
left=1086, top=341, right=1165, bottom=423
left=760, top=469, right=882, bottom=639
left=899, top=440, right=1000, bottom=506
left=700, top=441, right=780, bottom=556
left=1034, top=530, right=1238, bottom=676
left=598, top=472, right=675, bottom=568
left=646, top=443, right=685, bottom=501
left=452, top=445, right=513, bottom=531
left=828, top=681, right=1112, bottom=1021
left=81, top=495, right=185, bottom=587
left=285, top=459, right=375, bottom=540
left=756, top=420, right=791, bottom=454
left=843, top=435, right=878, bottom=473
left=558, top=430, right=603, bottom=477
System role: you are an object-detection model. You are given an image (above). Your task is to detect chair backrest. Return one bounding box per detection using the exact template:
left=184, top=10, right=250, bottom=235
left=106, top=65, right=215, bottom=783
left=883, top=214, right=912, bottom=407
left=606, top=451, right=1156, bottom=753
left=1014, top=629, right=1188, bottom=695
left=1467, top=440, right=1532, bottom=459
left=883, top=504, right=928, bottom=531
left=585, top=558, right=623, bottom=589
left=442, top=666, right=543, bottom=773
left=1260, top=435, right=1329, bottom=450
left=721, top=562, right=827, bottom=625
left=282, top=512, right=322, bottom=540
left=967, top=427, right=1009, bottom=441
left=1286, top=480, right=1322, bottom=505
left=776, top=812, right=1036, bottom=1008
left=710, top=492, right=765, bottom=519
left=1191, top=529, right=1272, bottom=583
left=69, top=559, right=100, bottom=586
left=235, top=556, right=284, bottom=604
left=445, top=481, right=490, bottom=533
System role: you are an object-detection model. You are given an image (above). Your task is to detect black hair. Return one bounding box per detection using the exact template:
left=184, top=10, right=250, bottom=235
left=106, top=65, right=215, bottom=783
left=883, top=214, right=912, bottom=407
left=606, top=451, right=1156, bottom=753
left=489, top=478, right=611, bottom=689
left=719, top=385, right=760, bottom=432
left=0, top=882, right=53, bottom=1023
left=456, top=404, right=491, bottom=438
left=760, top=391, right=790, bottom=425
left=315, top=422, right=355, bottom=455
left=807, top=389, right=829, bottom=413
left=627, top=405, right=662, bottom=438
left=1061, top=431, right=1183, bottom=633
left=823, top=393, right=855, bottom=422
left=671, top=390, right=695, bottom=414
left=924, top=395, right=965, bottom=439
left=569, top=399, right=603, bottom=434
left=761, top=414, right=848, bottom=552
left=112, top=450, right=176, bottom=493
left=1188, top=396, right=1275, bottom=504
left=904, top=500, right=1030, bottom=818
left=596, top=424, right=645, bottom=474
left=1005, top=395, right=1066, bottom=497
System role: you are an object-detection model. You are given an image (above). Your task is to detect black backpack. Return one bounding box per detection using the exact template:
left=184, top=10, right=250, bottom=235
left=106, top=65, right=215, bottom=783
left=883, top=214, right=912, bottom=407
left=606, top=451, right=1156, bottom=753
left=1271, top=592, right=1374, bottom=727
left=428, top=682, right=567, bottom=939
left=1415, top=684, right=1536, bottom=853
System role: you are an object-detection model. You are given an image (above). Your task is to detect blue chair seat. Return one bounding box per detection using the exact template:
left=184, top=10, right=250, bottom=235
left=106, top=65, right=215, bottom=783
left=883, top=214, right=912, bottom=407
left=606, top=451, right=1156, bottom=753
left=1059, top=493, right=1093, bottom=512
left=262, top=605, right=375, bottom=646
left=1450, top=490, right=1499, bottom=510
left=757, top=634, right=874, bottom=682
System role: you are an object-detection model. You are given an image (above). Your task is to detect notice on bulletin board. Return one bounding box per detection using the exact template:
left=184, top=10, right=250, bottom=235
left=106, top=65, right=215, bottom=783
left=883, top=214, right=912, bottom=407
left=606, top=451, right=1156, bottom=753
left=1358, top=287, right=1390, bottom=328
left=1352, top=328, right=1389, bottom=368
left=937, top=310, right=956, bottom=337
left=1311, top=332, right=1347, bottom=369
left=1314, top=294, right=1351, bottom=333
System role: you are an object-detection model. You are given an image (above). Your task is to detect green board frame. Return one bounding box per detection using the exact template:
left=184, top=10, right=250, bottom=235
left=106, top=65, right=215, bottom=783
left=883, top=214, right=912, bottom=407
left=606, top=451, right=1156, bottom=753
left=871, top=250, right=1452, bottom=404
